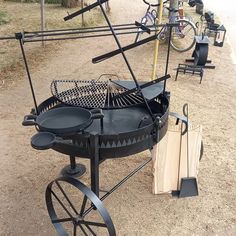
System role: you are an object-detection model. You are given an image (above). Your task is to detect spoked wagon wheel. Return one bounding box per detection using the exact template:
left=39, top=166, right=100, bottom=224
left=46, top=177, right=116, bottom=236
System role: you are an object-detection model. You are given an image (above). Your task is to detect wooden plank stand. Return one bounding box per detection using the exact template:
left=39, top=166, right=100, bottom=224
left=152, top=104, right=202, bottom=198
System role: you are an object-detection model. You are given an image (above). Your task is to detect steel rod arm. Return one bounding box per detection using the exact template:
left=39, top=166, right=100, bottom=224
left=0, top=23, right=172, bottom=42
left=164, top=25, right=173, bottom=92
left=16, top=33, right=38, bottom=114
left=92, top=23, right=178, bottom=64
left=98, top=1, right=154, bottom=118
left=92, top=33, right=161, bottom=64
left=100, top=157, right=152, bottom=201
left=82, top=157, right=152, bottom=217
left=64, top=0, right=108, bottom=21
left=111, top=74, right=171, bottom=101
left=23, top=25, right=148, bottom=39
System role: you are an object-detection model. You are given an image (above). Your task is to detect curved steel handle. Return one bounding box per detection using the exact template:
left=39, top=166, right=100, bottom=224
left=169, top=112, right=188, bottom=135
left=183, top=103, right=188, bottom=117
left=22, top=114, right=37, bottom=126
left=31, top=132, right=73, bottom=150
left=91, top=109, right=104, bottom=120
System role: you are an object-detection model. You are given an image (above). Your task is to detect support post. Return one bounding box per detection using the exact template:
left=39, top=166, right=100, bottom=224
left=40, top=0, right=45, bottom=46
left=81, top=0, right=85, bottom=26
left=90, top=133, right=100, bottom=197
left=151, top=0, right=164, bottom=80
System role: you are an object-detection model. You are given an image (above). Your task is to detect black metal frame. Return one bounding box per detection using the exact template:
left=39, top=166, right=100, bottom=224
left=175, top=63, right=204, bottom=84
left=1, top=0, right=177, bottom=116
left=2, top=1, right=176, bottom=234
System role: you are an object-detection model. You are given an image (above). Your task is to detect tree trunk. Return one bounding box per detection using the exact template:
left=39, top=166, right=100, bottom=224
left=61, top=0, right=78, bottom=8
left=169, top=0, right=179, bottom=17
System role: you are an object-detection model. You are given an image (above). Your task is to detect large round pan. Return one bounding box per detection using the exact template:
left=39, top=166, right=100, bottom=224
left=22, top=107, right=103, bottom=135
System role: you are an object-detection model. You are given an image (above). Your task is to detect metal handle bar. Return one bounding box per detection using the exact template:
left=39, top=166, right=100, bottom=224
left=64, top=0, right=108, bottom=21
left=111, top=74, right=171, bottom=101
left=135, top=21, right=151, bottom=34
left=143, top=0, right=169, bottom=7
left=92, top=22, right=179, bottom=64
left=92, top=33, right=158, bottom=63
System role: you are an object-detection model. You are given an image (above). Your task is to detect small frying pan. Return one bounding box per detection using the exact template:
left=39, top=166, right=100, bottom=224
left=23, top=107, right=104, bottom=135
left=31, top=132, right=71, bottom=150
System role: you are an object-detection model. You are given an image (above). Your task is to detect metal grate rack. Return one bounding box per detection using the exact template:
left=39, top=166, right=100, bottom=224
left=50, top=79, right=146, bottom=109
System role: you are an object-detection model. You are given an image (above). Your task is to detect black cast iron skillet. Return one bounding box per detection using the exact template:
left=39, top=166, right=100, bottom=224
left=22, top=107, right=104, bottom=135
left=31, top=132, right=70, bottom=150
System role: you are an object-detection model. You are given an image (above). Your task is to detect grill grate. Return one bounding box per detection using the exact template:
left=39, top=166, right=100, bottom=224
left=51, top=80, right=108, bottom=108
left=50, top=79, right=145, bottom=109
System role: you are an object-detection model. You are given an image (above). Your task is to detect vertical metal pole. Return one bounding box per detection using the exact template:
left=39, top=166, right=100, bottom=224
left=163, top=26, right=172, bottom=92
left=17, top=33, right=38, bottom=114
left=40, top=0, right=45, bottom=46
left=81, top=0, right=85, bottom=26
left=151, top=0, right=164, bottom=80
left=90, top=133, right=100, bottom=197
left=98, top=1, right=154, bottom=118
left=70, top=156, right=76, bottom=170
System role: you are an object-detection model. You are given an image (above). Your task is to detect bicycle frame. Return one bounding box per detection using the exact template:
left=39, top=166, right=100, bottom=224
left=136, top=0, right=197, bottom=52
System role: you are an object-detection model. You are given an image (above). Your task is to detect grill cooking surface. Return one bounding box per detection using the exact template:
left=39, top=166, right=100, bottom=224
left=51, top=80, right=109, bottom=108
left=84, top=106, right=161, bottom=135
left=50, top=79, right=161, bottom=109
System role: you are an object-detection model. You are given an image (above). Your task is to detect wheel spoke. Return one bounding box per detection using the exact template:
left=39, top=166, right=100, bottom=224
left=78, top=223, right=89, bottom=236
left=51, top=189, right=74, bottom=219
left=84, top=224, right=97, bottom=236
left=55, top=180, right=79, bottom=215
left=73, top=224, right=77, bottom=236
left=52, top=217, right=73, bottom=224
left=80, top=196, right=88, bottom=216
left=79, top=220, right=107, bottom=228
left=182, top=26, right=193, bottom=35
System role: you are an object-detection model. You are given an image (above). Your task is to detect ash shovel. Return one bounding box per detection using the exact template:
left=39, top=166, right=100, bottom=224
left=172, top=104, right=199, bottom=198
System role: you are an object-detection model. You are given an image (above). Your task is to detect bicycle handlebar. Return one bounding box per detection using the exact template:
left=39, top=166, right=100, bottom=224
left=143, top=0, right=169, bottom=7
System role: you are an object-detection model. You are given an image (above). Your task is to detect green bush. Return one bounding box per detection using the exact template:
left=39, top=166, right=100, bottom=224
left=0, top=11, right=10, bottom=25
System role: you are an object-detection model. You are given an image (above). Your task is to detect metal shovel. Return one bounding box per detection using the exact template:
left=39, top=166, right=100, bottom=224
left=172, top=104, right=199, bottom=198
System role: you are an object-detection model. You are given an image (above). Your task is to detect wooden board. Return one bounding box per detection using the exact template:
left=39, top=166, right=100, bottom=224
left=152, top=124, right=202, bottom=194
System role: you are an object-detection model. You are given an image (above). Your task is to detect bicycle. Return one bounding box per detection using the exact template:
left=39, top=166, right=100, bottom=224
left=135, top=0, right=197, bottom=52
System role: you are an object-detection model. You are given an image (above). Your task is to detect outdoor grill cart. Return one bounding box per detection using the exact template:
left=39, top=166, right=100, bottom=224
left=0, top=1, right=181, bottom=235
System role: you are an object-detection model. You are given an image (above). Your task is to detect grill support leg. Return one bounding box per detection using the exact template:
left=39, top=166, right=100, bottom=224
left=70, top=156, right=76, bottom=169
left=60, top=156, right=86, bottom=178
left=90, top=134, right=100, bottom=197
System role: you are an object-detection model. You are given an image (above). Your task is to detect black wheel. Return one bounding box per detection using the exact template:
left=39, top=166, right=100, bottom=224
left=46, top=177, right=116, bottom=236
left=170, top=19, right=197, bottom=52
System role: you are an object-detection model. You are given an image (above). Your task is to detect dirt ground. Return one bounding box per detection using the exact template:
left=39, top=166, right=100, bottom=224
left=0, top=0, right=236, bottom=235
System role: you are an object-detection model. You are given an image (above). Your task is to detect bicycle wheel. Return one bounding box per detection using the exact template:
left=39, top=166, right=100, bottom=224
left=170, top=19, right=197, bottom=52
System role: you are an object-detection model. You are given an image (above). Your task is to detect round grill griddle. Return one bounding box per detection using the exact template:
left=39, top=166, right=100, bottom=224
left=23, top=107, right=95, bottom=135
